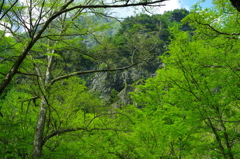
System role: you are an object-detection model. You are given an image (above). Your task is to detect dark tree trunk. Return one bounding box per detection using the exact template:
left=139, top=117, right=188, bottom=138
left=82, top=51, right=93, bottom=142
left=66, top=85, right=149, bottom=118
left=230, top=0, right=240, bottom=12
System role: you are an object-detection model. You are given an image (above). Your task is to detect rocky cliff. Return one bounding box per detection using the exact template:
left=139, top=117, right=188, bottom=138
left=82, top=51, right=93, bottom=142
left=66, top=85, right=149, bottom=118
left=88, top=9, right=190, bottom=106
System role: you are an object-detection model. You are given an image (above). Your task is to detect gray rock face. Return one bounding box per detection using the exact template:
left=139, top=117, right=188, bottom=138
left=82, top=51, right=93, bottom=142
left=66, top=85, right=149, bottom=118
left=89, top=65, right=159, bottom=106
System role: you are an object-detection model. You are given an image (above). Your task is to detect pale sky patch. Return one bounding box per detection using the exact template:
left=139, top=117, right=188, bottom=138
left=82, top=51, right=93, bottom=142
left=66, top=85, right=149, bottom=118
left=153, top=0, right=182, bottom=14
left=111, top=0, right=187, bottom=18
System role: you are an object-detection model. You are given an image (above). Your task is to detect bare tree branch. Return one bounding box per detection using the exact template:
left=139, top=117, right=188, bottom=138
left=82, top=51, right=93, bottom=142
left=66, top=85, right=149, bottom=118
left=196, top=21, right=240, bottom=37
left=0, top=0, right=18, bottom=20
left=20, top=96, right=40, bottom=103
left=16, top=71, right=41, bottom=77
left=43, top=127, right=122, bottom=144
left=43, top=111, right=127, bottom=144
left=202, top=65, right=240, bottom=71
left=50, top=62, right=138, bottom=85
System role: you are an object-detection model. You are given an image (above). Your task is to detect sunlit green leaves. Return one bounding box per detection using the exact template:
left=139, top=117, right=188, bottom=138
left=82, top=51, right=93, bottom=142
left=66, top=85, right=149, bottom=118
left=129, top=1, right=240, bottom=158
left=0, top=88, right=36, bottom=157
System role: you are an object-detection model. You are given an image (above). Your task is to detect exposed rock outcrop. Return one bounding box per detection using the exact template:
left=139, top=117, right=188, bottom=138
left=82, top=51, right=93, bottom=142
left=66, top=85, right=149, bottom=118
left=89, top=64, right=160, bottom=106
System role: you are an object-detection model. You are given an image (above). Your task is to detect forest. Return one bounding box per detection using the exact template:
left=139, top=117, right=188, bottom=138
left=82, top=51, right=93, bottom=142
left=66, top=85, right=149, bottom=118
left=0, top=0, right=240, bottom=158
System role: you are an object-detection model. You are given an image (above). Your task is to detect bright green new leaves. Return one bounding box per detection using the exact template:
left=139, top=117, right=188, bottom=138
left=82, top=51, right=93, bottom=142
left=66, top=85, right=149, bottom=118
left=0, top=88, right=36, bottom=158
left=47, top=77, right=103, bottom=130
left=130, top=2, right=240, bottom=158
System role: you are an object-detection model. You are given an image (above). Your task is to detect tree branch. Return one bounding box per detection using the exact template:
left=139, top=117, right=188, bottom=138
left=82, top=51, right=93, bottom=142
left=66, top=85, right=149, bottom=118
left=59, top=1, right=166, bottom=15
left=0, top=0, right=18, bottom=20
left=202, top=65, right=240, bottom=71
left=20, top=96, right=40, bottom=102
left=43, top=127, right=122, bottom=144
left=16, top=71, right=41, bottom=77
left=196, top=21, right=240, bottom=37
left=50, top=62, right=138, bottom=85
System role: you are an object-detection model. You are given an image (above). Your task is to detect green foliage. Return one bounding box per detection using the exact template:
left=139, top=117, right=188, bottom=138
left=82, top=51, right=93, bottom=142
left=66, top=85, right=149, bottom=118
left=130, top=1, right=240, bottom=158
left=5, top=3, right=240, bottom=158
left=48, top=77, right=103, bottom=120
left=109, top=88, right=119, bottom=103
left=0, top=36, right=18, bottom=76
left=0, top=88, right=36, bottom=158
left=0, top=76, right=111, bottom=158
left=92, top=9, right=190, bottom=72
